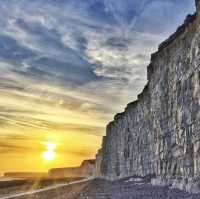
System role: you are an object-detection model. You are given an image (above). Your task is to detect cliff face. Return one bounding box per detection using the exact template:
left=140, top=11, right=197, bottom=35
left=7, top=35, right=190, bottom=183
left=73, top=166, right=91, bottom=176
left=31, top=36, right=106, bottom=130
left=95, top=0, right=200, bottom=192
left=49, top=159, right=95, bottom=178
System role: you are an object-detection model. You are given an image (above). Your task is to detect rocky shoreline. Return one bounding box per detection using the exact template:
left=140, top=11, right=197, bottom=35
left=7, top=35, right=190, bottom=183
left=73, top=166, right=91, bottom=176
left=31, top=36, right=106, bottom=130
left=10, top=177, right=200, bottom=199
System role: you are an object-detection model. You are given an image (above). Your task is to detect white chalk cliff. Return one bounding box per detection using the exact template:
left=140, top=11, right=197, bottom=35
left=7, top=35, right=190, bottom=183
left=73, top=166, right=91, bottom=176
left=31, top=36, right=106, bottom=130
left=94, top=0, right=200, bottom=193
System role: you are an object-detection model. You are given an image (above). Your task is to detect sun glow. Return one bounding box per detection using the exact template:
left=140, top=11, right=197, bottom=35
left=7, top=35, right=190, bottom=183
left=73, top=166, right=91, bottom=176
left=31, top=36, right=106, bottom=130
left=47, top=142, right=56, bottom=151
left=43, top=142, right=56, bottom=161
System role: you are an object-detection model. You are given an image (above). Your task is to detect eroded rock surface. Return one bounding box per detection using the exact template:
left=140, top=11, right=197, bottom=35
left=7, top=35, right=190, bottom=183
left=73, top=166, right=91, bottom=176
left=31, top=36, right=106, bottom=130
left=95, top=0, right=200, bottom=193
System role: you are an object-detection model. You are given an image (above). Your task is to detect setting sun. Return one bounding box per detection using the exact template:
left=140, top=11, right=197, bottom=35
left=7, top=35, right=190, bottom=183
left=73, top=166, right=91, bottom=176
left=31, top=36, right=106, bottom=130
left=43, top=142, right=56, bottom=161
left=43, top=151, right=56, bottom=161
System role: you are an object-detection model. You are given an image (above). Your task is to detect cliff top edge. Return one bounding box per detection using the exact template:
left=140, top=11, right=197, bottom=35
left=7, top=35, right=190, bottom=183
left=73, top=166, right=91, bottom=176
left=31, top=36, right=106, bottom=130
left=108, top=0, right=199, bottom=126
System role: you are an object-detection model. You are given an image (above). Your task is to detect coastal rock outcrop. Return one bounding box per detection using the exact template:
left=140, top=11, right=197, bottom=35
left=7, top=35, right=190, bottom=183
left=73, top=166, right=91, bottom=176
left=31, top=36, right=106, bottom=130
left=49, top=159, right=95, bottom=178
left=95, top=0, right=200, bottom=193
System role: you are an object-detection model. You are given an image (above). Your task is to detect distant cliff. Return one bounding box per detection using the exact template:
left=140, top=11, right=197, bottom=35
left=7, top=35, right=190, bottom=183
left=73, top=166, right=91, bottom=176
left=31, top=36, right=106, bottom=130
left=95, top=0, right=200, bottom=193
left=49, top=159, right=95, bottom=178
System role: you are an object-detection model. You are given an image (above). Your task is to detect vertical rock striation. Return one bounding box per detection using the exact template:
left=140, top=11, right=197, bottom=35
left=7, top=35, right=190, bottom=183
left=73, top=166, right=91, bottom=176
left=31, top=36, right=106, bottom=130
left=95, top=0, right=200, bottom=193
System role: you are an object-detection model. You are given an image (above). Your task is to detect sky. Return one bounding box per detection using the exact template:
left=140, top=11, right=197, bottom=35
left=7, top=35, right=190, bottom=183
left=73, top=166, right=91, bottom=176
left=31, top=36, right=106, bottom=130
left=0, top=0, right=195, bottom=175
